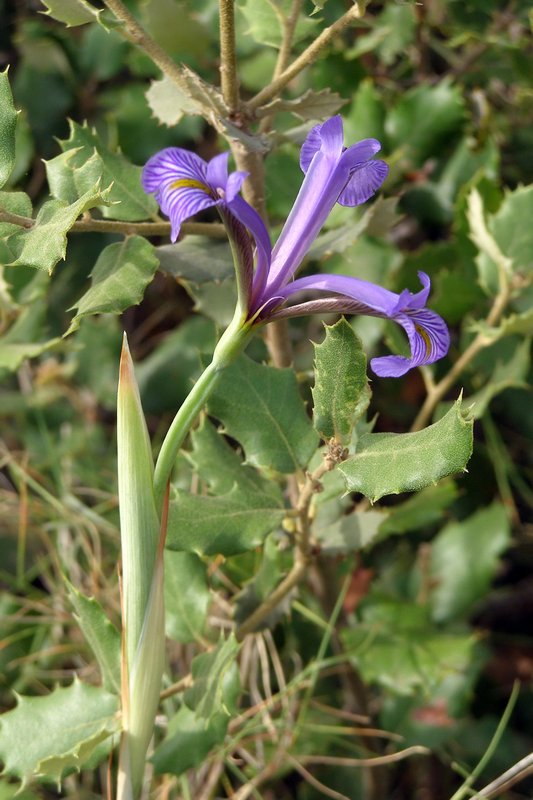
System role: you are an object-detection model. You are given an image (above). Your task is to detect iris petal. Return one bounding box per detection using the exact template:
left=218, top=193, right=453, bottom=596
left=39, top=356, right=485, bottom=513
left=142, top=148, right=207, bottom=196
left=338, top=160, right=389, bottom=206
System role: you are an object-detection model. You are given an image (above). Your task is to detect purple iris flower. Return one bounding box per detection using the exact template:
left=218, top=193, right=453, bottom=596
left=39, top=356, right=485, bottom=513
left=141, top=116, right=449, bottom=377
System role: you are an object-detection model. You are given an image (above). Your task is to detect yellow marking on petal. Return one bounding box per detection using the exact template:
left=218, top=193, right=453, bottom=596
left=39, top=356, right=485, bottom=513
left=415, top=324, right=432, bottom=358
left=170, top=178, right=211, bottom=193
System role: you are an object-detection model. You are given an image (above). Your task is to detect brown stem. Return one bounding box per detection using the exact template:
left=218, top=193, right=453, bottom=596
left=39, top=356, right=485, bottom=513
left=219, top=0, right=240, bottom=116
left=236, top=444, right=346, bottom=639
left=410, top=284, right=512, bottom=432
left=248, top=3, right=363, bottom=110
left=0, top=209, right=226, bottom=238
left=274, top=0, right=304, bottom=80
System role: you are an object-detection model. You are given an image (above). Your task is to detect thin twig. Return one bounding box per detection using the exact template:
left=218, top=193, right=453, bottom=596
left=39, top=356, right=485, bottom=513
left=299, top=746, right=431, bottom=769
left=159, top=673, right=193, bottom=701
left=274, top=0, right=304, bottom=80
left=236, top=443, right=346, bottom=639
left=248, top=3, right=364, bottom=110
left=477, top=752, right=533, bottom=799
left=219, top=0, right=240, bottom=116
left=288, top=756, right=351, bottom=800
left=0, top=209, right=226, bottom=238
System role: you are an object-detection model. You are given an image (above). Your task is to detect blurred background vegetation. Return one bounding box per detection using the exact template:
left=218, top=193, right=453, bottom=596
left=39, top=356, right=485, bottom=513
left=0, top=0, right=532, bottom=798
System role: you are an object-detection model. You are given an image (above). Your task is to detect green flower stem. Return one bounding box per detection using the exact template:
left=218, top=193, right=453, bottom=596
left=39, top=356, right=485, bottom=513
left=153, top=310, right=254, bottom=510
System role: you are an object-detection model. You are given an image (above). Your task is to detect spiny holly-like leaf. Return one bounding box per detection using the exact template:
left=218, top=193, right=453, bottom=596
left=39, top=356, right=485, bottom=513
left=0, top=678, right=119, bottom=786
left=152, top=705, right=228, bottom=777
left=164, top=551, right=211, bottom=644
left=342, top=603, right=479, bottom=695
left=39, top=0, right=101, bottom=26
left=184, top=634, right=240, bottom=719
left=0, top=70, right=17, bottom=190
left=312, top=318, right=370, bottom=443
left=339, top=399, right=473, bottom=502
left=260, top=88, right=346, bottom=122
left=430, top=503, right=511, bottom=623
left=66, top=237, right=159, bottom=335
left=465, top=337, right=530, bottom=419
left=45, top=121, right=157, bottom=221
left=166, top=484, right=285, bottom=556
left=6, top=187, right=108, bottom=273
left=208, top=354, right=319, bottom=474
left=189, top=417, right=281, bottom=500
left=475, top=184, right=533, bottom=293
left=66, top=581, right=121, bottom=694
left=315, top=510, right=387, bottom=554
left=156, top=236, right=233, bottom=284
left=146, top=75, right=207, bottom=127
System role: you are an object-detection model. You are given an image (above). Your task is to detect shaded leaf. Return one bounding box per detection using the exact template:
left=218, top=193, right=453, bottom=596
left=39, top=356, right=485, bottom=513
left=0, top=678, right=119, bottom=785
left=66, top=237, right=159, bottom=334
left=312, top=318, right=369, bottom=443
left=386, top=80, right=466, bottom=164
left=166, top=485, right=285, bottom=556
left=152, top=705, right=227, bottom=777
left=184, top=634, right=240, bottom=719
left=378, top=482, right=458, bottom=536
left=240, top=0, right=316, bottom=49
left=164, top=551, right=210, bottom=644
left=156, top=236, right=234, bottom=283
left=315, top=510, right=387, bottom=554
left=466, top=337, right=530, bottom=419
left=0, top=70, right=17, bottom=190
left=343, top=603, right=479, bottom=696
left=339, top=400, right=473, bottom=502
left=208, top=354, right=318, bottom=474
left=430, top=504, right=511, bottom=623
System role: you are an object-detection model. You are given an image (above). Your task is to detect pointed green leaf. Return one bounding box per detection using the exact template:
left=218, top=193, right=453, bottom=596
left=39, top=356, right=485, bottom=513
left=0, top=70, right=17, bottom=190
left=45, top=122, right=157, bottom=221
left=39, top=0, right=101, bottom=26
left=166, top=484, right=285, bottom=556
left=0, top=679, right=119, bottom=785
left=339, top=399, right=473, bottom=502
left=117, top=336, right=160, bottom=668
left=66, top=237, right=159, bottom=334
left=378, top=482, right=458, bottom=536
left=208, top=354, right=319, bottom=474
left=164, top=551, right=210, bottom=644
left=430, top=504, right=511, bottom=623
left=184, top=634, right=240, bottom=719
left=261, top=88, right=346, bottom=122
left=6, top=187, right=108, bottom=273
left=312, top=318, right=370, bottom=443
left=146, top=75, right=203, bottom=127
left=66, top=581, right=121, bottom=694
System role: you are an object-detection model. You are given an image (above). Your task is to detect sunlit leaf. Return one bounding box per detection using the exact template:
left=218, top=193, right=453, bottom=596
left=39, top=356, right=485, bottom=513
left=312, top=318, right=370, bottom=443
left=0, top=678, right=119, bottom=785
left=339, top=400, right=473, bottom=502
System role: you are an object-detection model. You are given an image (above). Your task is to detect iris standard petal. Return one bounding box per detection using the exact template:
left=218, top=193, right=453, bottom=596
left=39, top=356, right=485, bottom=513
left=318, top=115, right=345, bottom=158
left=225, top=171, right=249, bottom=202
left=340, top=138, right=382, bottom=167
left=299, top=123, right=324, bottom=173
left=206, top=152, right=230, bottom=188
left=338, top=160, right=389, bottom=206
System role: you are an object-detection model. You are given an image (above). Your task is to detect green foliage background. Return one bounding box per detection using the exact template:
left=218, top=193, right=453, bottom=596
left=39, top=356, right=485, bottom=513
left=0, top=0, right=532, bottom=798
